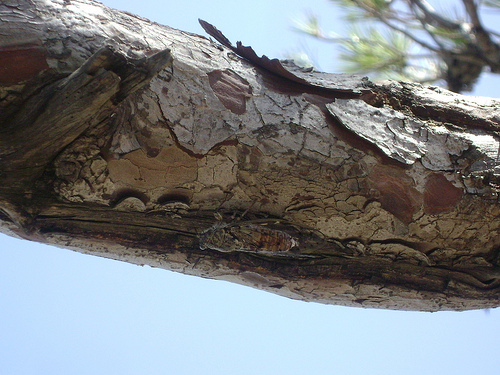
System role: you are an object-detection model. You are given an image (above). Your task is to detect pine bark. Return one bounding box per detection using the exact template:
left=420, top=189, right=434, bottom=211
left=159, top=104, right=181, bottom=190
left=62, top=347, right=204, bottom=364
left=1, top=0, right=500, bottom=311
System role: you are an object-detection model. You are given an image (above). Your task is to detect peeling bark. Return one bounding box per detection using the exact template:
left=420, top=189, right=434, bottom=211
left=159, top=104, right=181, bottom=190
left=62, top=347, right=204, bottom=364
left=1, top=0, right=500, bottom=311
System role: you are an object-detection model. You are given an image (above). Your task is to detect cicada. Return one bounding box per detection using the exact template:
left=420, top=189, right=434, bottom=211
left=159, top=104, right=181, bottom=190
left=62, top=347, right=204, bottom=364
left=199, top=221, right=299, bottom=255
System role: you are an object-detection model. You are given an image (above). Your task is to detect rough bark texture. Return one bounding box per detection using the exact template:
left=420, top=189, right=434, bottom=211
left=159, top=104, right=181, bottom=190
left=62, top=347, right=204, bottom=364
left=1, top=0, right=500, bottom=311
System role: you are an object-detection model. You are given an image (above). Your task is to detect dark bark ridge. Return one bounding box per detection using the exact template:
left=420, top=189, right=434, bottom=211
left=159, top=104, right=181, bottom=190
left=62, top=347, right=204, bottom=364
left=1, top=0, right=500, bottom=311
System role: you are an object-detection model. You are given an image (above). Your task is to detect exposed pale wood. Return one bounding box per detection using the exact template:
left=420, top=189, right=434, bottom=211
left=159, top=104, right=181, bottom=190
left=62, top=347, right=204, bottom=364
left=1, top=0, right=499, bottom=311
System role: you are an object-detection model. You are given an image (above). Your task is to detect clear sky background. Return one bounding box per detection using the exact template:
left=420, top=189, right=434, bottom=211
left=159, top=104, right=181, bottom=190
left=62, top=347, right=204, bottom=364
left=1, top=1, right=500, bottom=374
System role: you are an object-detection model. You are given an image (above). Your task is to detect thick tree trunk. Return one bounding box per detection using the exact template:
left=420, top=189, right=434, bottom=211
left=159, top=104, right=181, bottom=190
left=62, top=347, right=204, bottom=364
left=1, top=0, right=500, bottom=311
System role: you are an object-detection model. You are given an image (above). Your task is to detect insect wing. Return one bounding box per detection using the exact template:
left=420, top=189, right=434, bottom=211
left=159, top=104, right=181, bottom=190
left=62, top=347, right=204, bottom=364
left=233, top=224, right=289, bottom=253
left=199, top=223, right=234, bottom=252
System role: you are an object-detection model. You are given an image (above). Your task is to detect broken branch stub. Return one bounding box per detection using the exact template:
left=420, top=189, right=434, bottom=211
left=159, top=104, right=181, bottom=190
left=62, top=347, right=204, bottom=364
left=0, top=0, right=499, bottom=311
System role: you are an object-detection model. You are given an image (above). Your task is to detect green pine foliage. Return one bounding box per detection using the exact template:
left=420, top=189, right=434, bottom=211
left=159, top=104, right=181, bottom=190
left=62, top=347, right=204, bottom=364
left=292, top=0, right=500, bottom=92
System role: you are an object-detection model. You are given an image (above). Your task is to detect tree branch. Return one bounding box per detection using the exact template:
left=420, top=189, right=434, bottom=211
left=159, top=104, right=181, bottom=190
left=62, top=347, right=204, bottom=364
left=1, top=0, right=500, bottom=311
left=408, top=0, right=462, bottom=31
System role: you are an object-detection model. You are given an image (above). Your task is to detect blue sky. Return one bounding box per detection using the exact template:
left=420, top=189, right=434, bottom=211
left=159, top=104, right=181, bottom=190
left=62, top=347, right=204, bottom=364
left=2, top=1, right=500, bottom=374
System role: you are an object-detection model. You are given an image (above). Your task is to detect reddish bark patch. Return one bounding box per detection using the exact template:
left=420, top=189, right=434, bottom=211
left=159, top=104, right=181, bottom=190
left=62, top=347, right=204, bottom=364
left=369, top=166, right=422, bottom=224
left=207, top=69, right=252, bottom=115
left=424, top=173, right=462, bottom=214
left=0, top=45, right=49, bottom=85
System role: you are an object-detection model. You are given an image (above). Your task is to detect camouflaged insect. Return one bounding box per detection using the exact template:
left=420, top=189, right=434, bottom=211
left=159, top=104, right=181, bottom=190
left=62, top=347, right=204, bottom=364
left=199, top=221, right=299, bottom=254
